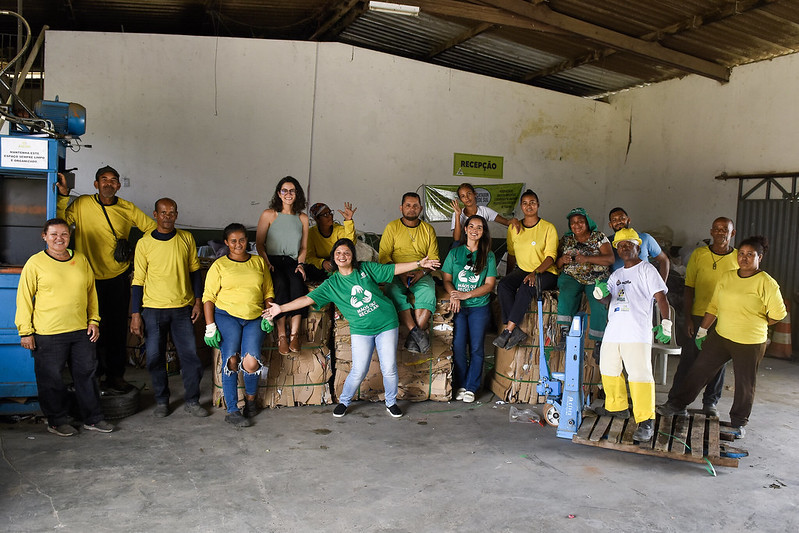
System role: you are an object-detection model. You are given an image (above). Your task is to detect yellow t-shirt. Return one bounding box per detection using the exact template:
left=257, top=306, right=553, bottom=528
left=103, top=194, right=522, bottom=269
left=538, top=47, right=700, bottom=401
left=57, top=193, right=157, bottom=280
left=307, top=220, right=356, bottom=269
left=378, top=219, right=439, bottom=265
left=132, top=230, right=200, bottom=309
left=203, top=255, right=275, bottom=320
left=506, top=219, right=558, bottom=275
left=685, top=246, right=738, bottom=316
left=15, top=250, right=100, bottom=336
left=708, top=270, right=786, bottom=344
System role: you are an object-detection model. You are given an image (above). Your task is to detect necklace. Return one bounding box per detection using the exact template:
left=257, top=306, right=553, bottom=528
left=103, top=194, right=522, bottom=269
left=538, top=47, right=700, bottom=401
left=708, top=245, right=731, bottom=270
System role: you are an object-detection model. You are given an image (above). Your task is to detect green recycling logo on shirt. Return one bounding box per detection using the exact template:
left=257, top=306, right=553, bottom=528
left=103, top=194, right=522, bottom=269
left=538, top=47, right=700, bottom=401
left=350, top=285, right=373, bottom=308
left=457, top=266, right=479, bottom=288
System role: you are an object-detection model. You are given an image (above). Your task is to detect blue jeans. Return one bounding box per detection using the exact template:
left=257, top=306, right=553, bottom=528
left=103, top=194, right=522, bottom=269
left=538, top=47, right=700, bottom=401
left=452, top=304, right=490, bottom=393
left=216, top=308, right=265, bottom=413
left=32, top=330, right=103, bottom=426
left=340, top=328, right=399, bottom=407
left=142, top=306, right=204, bottom=405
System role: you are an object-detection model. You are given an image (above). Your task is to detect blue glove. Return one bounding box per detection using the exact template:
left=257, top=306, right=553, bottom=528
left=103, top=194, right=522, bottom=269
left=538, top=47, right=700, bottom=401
left=204, top=323, right=221, bottom=349
left=261, top=317, right=274, bottom=333
left=592, top=281, right=609, bottom=299
left=653, top=319, right=672, bottom=344
left=695, top=327, right=708, bottom=350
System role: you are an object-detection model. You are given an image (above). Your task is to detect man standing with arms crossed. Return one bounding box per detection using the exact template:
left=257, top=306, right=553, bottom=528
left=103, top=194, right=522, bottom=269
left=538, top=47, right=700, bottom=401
left=379, top=192, right=440, bottom=354
left=129, top=198, right=208, bottom=418
left=666, top=217, right=737, bottom=417
left=57, top=166, right=156, bottom=393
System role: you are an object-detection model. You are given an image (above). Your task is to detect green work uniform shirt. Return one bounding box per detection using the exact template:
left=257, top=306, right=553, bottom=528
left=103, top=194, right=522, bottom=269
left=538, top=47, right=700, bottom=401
left=441, top=246, right=497, bottom=308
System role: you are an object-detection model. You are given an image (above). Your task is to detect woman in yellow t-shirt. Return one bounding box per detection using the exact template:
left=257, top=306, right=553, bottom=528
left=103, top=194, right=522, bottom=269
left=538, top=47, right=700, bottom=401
left=657, top=236, right=786, bottom=437
left=15, top=218, right=112, bottom=436
left=203, top=223, right=275, bottom=428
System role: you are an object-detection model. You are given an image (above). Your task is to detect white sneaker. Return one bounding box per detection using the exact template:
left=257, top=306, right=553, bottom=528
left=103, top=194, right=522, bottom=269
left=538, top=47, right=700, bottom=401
left=455, top=388, right=466, bottom=401
left=462, top=391, right=475, bottom=403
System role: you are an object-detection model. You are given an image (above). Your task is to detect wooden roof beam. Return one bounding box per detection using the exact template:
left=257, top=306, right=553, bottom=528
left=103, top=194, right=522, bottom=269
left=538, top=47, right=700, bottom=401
left=310, top=0, right=363, bottom=41
left=481, top=0, right=730, bottom=82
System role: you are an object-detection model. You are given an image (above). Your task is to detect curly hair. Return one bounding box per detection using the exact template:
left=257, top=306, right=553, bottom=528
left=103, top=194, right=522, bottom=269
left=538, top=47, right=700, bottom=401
left=269, top=176, right=306, bottom=213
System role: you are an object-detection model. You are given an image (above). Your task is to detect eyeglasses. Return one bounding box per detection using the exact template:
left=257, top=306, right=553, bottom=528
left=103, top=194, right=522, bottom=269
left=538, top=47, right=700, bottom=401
left=317, top=211, right=333, bottom=218
left=280, top=188, right=296, bottom=195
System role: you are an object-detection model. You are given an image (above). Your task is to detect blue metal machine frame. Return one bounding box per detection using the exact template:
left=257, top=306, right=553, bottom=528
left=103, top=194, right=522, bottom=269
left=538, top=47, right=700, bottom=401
left=534, top=277, right=589, bottom=439
left=0, top=135, right=61, bottom=415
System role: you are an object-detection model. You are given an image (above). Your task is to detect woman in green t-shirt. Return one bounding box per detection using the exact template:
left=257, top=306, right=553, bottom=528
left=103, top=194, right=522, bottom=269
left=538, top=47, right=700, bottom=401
left=442, top=215, right=497, bottom=403
left=266, top=238, right=440, bottom=419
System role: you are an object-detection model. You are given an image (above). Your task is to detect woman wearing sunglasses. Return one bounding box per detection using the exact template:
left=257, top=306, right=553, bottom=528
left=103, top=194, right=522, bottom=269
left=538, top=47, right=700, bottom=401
left=255, top=176, right=309, bottom=355
left=442, top=215, right=497, bottom=403
left=305, top=201, right=357, bottom=281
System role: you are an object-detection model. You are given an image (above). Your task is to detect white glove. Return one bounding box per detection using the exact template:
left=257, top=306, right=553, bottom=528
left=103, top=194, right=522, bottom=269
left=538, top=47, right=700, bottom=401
left=205, top=323, right=217, bottom=336
left=696, top=326, right=708, bottom=340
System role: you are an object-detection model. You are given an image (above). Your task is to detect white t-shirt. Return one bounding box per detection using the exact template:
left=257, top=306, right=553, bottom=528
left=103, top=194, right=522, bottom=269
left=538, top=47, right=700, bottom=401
left=603, top=261, right=668, bottom=344
left=451, top=205, right=500, bottom=230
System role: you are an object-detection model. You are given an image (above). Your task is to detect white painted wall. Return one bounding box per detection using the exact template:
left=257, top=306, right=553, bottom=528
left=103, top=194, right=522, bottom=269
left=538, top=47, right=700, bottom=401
left=44, top=31, right=626, bottom=239
left=44, top=31, right=799, bottom=250
left=607, top=52, right=799, bottom=248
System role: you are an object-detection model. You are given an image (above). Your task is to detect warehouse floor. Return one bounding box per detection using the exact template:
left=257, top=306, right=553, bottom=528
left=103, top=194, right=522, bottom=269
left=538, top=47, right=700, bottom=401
left=1, top=353, right=797, bottom=533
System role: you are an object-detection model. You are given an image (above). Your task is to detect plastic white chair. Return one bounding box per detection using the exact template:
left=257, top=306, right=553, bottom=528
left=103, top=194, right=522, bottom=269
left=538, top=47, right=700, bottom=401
left=652, top=303, right=681, bottom=385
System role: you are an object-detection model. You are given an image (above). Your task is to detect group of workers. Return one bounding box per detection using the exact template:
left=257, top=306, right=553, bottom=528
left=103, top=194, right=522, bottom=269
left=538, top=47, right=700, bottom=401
left=14, top=172, right=787, bottom=441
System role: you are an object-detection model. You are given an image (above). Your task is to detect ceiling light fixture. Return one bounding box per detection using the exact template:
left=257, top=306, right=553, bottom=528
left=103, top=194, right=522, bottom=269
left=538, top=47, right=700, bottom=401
left=368, top=1, right=420, bottom=16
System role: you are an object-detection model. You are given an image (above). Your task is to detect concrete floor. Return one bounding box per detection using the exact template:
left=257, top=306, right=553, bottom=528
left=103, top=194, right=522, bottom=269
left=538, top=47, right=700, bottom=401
left=2, top=354, right=798, bottom=533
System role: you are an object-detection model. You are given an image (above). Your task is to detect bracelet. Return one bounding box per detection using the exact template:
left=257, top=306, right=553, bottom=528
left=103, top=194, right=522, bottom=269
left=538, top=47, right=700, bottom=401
left=416, top=260, right=421, bottom=268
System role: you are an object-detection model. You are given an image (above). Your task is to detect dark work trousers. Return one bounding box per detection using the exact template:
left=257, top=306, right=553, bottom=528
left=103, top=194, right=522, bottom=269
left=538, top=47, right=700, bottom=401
left=268, top=255, right=308, bottom=318
left=32, top=330, right=104, bottom=427
left=141, top=306, right=204, bottom=405
left=670, top=331, right=766, bottom=427
left=304, top=263, right=329, bottom=282
left=95, top=269, right=132, bottom=381
left=668, top=315, right=726, bottom=406
left=497, top=268, right=557, bottom=326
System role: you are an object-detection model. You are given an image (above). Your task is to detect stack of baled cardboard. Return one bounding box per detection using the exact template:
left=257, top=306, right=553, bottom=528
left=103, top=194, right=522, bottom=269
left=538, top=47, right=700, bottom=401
left=211, top=302, right=334, bottom=410
left=332, top=283, right=453, bottom=402
left=490, top=291, right=601, bottom=403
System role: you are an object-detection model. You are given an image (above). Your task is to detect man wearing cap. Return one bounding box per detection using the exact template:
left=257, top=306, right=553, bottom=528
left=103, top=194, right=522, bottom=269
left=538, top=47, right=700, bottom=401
left=57, top=166, right=156, bottom=393
left=666, top=217, right=737, bottom=417
left=305, top=202, right=357, bottom=281
left=129, top=198, right=208, bottom=418
left=593, top=228, right=671, bottom=442
left=379, top=192, right=440, bottom=354
left=607, top=207, right=670, bottom=281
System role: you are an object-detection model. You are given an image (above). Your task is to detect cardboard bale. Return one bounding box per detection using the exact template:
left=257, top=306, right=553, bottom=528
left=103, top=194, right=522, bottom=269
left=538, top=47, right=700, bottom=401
left=490, top=291, right=601, bottom=404
left=211, top=302, right=334, bottom=410
left=332, top=284, right=453, bottom=402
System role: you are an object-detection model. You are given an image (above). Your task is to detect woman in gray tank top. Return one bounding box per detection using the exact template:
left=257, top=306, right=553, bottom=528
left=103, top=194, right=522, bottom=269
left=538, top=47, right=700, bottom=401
left=255, top=176, right=310, bottom=355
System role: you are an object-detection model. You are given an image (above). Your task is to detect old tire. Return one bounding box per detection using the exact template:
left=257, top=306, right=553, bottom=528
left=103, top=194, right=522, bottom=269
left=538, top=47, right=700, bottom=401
left=100, top=387, right=141, bottom=420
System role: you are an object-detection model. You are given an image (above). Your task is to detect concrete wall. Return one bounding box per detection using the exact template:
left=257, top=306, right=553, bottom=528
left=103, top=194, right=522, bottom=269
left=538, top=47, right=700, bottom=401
left=44, top=31, right=799, bottom=248
left=44, top=31, right=625, bottom=239
left=607, top=52, right=799, bottom=248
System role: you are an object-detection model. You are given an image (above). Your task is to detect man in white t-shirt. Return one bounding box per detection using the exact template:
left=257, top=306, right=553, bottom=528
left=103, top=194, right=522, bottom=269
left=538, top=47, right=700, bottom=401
left=593, top=228, right=671, bottom=442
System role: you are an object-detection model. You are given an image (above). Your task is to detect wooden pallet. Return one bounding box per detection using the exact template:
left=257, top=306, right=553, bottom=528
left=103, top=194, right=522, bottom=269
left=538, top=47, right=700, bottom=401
left=572, top=413, right=741, bottom=467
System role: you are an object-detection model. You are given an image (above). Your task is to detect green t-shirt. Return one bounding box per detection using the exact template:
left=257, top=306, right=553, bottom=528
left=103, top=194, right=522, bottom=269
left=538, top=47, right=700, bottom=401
left=308, top=262, right=399, bottom=336
left=442, top=246, right=497, bottom=308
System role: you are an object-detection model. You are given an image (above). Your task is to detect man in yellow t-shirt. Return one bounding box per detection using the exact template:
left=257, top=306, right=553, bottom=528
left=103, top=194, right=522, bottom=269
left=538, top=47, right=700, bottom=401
left=130, top=198, right=208, bottom=418
left=667, top=217, right=737, bottom=417
left=379, top=192, right=440, bottom=353
left=57, top=166, right=156, bottom=393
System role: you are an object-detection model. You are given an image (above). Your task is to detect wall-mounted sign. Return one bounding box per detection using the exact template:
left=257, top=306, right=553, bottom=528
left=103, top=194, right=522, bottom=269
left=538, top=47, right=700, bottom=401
left=423, top=183, right=525, bottom=223
left=454, top=153, right=503, bottom=179
left=1, top=137, right=49, bottom=170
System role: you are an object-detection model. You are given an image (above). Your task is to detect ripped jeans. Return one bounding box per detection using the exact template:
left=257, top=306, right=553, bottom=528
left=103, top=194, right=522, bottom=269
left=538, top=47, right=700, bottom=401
left=216, top=308, right=266, bottom=414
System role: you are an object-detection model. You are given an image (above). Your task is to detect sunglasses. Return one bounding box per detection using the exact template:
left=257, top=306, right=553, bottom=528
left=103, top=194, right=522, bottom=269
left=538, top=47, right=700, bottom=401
left=466, top=252, right=475, bottom=268
left=316, top=211, right=333, bottom=218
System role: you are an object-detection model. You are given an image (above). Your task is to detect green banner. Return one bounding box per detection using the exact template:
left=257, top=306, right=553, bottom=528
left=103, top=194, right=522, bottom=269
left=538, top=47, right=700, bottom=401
left=454, top=153, right=504, bottom=179
left=423, top=183, right=525, bottom=223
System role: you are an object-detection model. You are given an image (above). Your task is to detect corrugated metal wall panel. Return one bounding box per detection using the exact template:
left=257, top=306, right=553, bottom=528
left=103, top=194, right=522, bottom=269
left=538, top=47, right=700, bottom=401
left=737, top=199, right=799, bottom=353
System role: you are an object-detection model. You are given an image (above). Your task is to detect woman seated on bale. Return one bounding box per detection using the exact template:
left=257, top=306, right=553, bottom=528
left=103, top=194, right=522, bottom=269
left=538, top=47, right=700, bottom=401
left=305, top=201, right=357, bottom=281
left=493, top=190, right=558, bottom=351
left=554, top=207, right=614, bottom=349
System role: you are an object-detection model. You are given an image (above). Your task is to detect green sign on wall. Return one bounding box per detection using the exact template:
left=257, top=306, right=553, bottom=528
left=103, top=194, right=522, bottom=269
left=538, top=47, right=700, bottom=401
left=454, top=153, right=504, bottom=179
left=423, top=183, right=525, bottom=223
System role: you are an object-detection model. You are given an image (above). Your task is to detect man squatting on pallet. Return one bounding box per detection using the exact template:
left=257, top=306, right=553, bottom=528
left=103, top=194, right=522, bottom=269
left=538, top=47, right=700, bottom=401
left=593, top=229, right=672, bottom=442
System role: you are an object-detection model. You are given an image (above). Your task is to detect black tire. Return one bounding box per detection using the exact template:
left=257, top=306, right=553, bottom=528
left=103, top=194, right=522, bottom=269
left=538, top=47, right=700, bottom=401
left=100, top=387, right=141, bottom=420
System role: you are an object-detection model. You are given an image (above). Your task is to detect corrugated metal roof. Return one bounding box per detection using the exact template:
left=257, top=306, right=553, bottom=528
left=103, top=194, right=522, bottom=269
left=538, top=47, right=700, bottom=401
left=3, top=0, right=799, bottom=98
